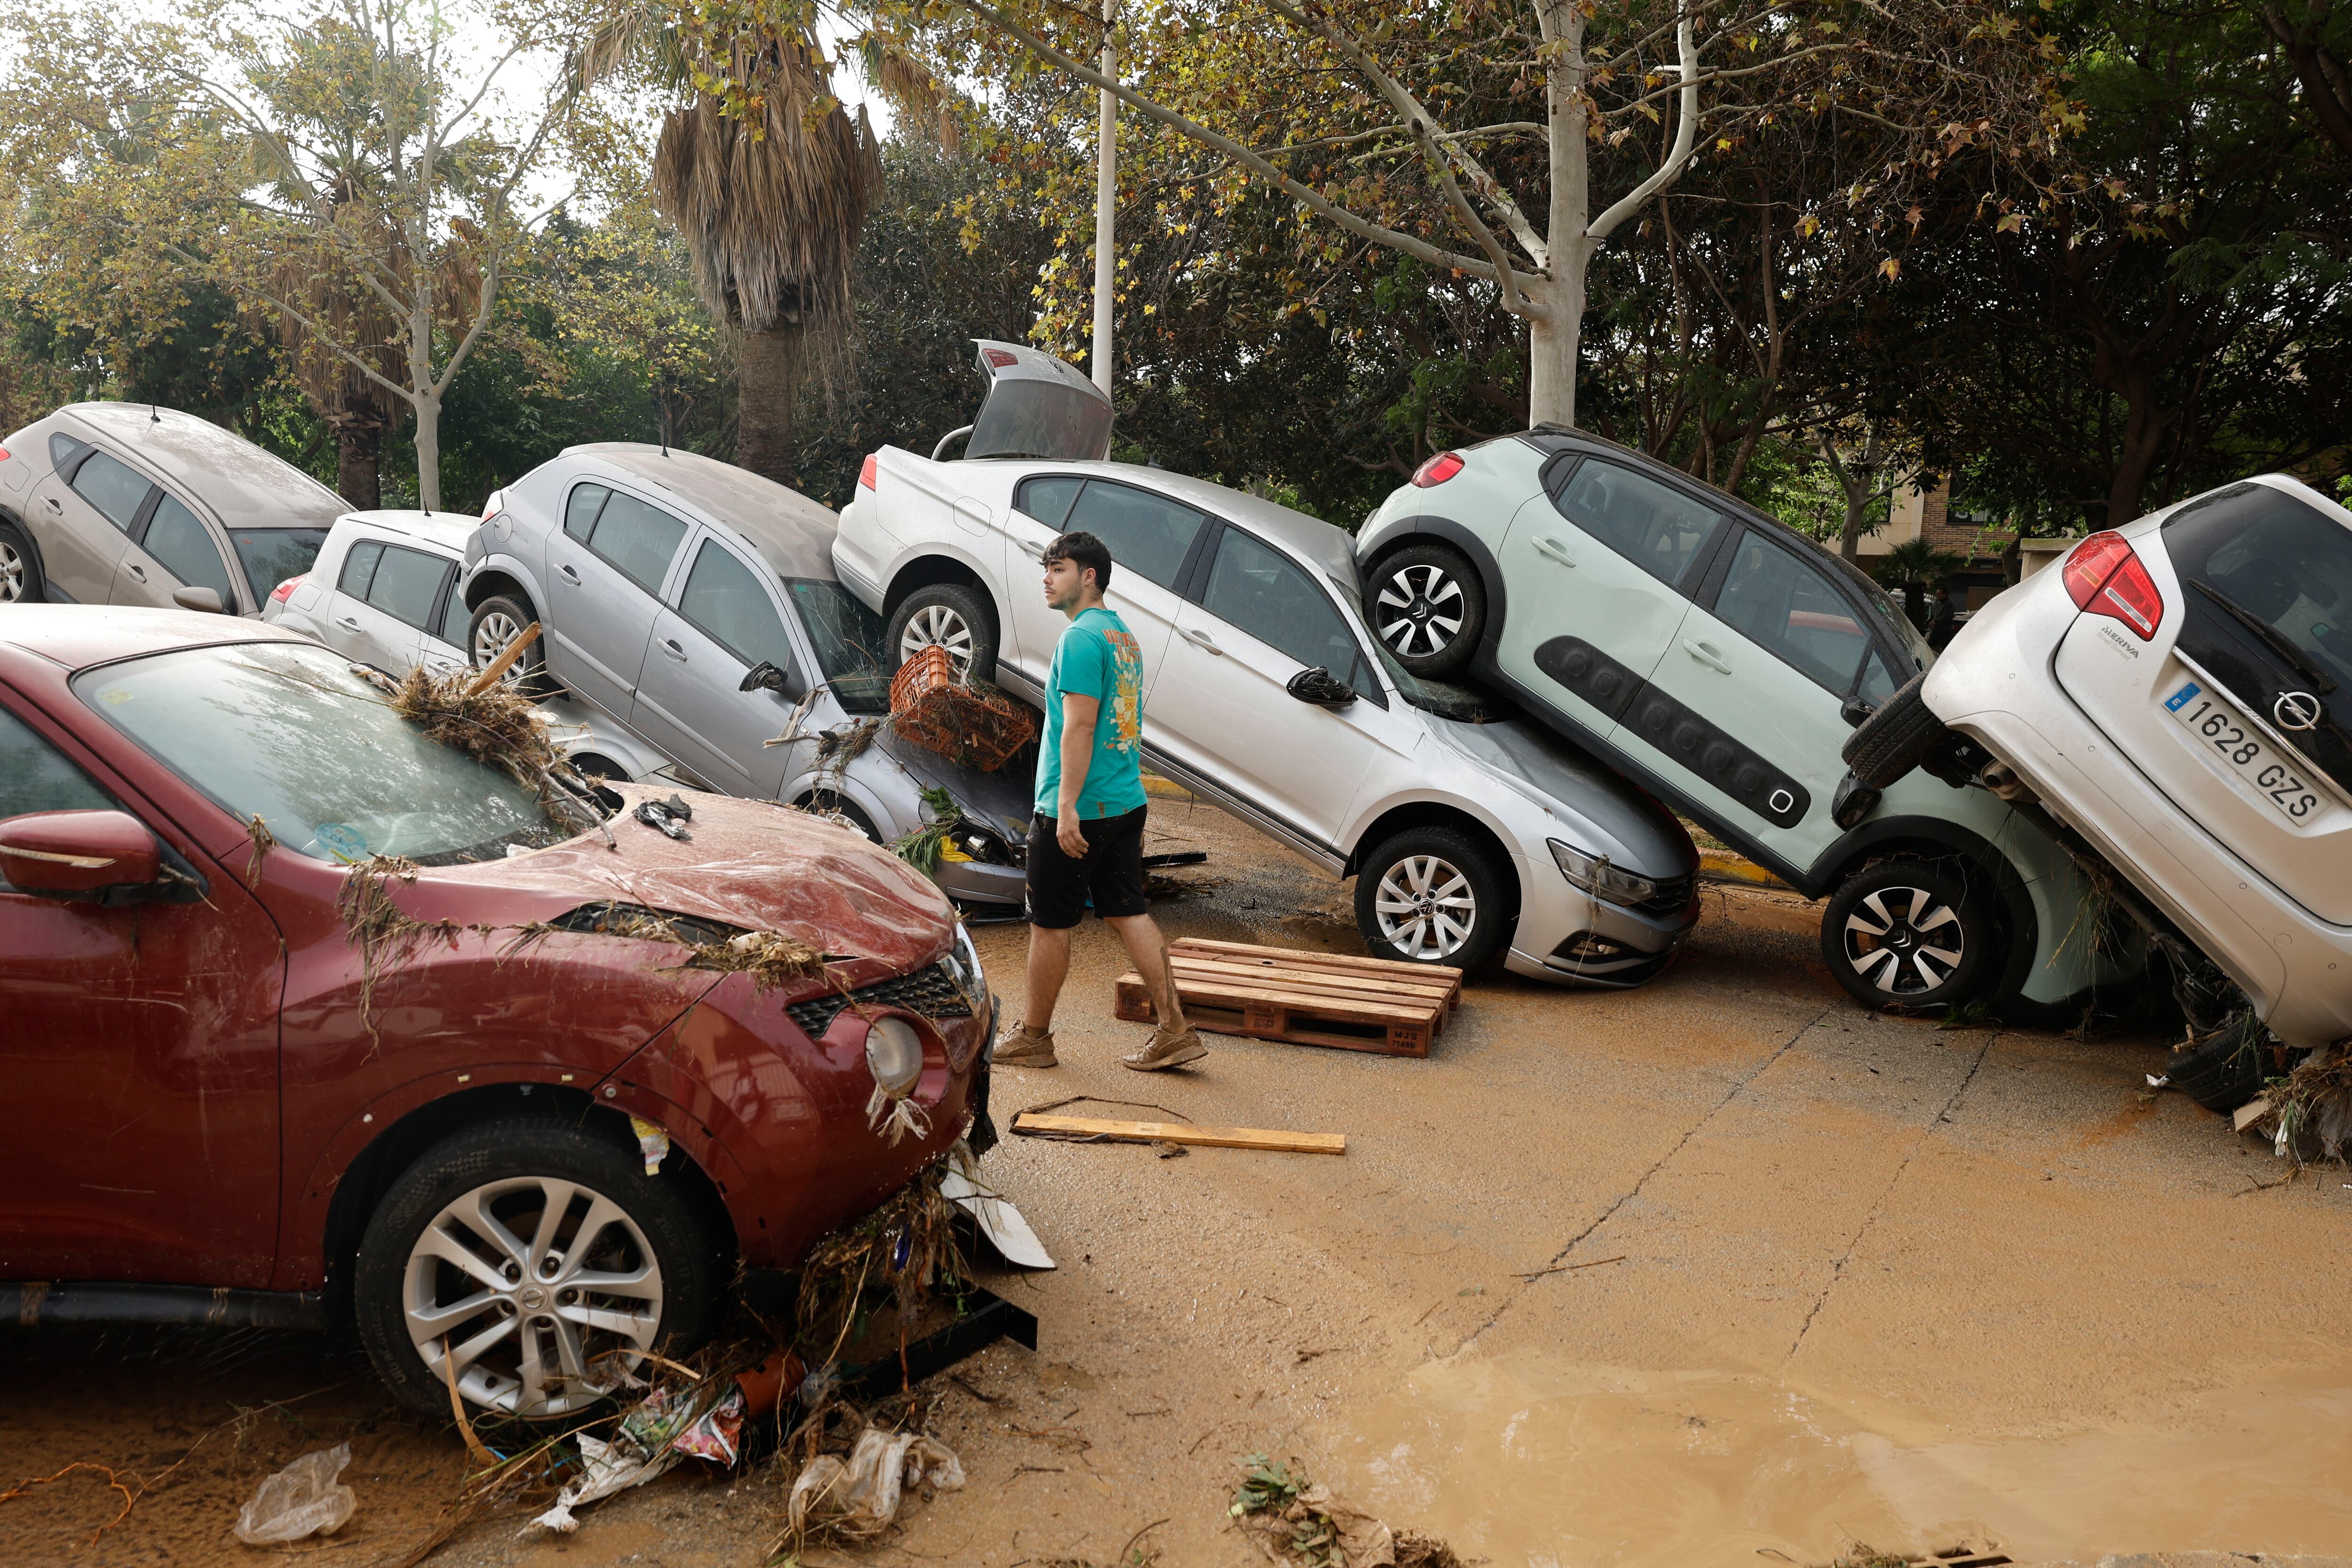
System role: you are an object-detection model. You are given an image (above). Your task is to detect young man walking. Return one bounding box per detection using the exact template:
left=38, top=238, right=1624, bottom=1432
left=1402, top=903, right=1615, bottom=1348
left=993, top=531, right=1205, bottom=1072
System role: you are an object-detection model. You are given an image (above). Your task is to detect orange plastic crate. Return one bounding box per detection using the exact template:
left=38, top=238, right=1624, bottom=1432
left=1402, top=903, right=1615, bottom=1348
left=890, top=646, right=1038, bottom=773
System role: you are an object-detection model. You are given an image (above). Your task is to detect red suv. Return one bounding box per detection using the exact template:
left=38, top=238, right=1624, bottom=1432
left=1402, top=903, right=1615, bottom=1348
left=0, top=606, right=991, bottom=1420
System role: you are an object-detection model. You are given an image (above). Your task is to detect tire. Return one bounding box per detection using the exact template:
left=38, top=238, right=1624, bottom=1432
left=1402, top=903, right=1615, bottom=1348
left=1841, top=671, right=1949, bottom=788
left=353, top=1117, right=718, bottom=1425
left=886, top=581, right=999, bottom=686
left=2165, top=1023, right=2273, bottom=1114
left=0, top=519, right=43, bottom=604
left=1366, top=543, right=1485, bottom=678
left=1821, top=858, right=1996, bottom=1011
left=469, top=593, right=552, bottom=696
left=800, top=789, right=882, bottom=842
left=1354, top=826, right=1512, bottom=972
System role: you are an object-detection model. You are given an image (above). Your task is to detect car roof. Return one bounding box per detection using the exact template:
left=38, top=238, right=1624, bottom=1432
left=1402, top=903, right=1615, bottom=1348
left=333, top=509, right=476, bottom=556
left=0, top=603, right=311, bottom=674
left=560, top=443, right=840, bottom=580
left=60, top=404, right=345, bottom=531
left=996, top=459, right=1362, bottom=586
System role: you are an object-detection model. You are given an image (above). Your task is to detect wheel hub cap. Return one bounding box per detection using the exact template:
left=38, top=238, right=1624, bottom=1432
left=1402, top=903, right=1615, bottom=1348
left=1374, top=854, right=1476, bottom=960
left=1843, top=887, right=1963, bottom=996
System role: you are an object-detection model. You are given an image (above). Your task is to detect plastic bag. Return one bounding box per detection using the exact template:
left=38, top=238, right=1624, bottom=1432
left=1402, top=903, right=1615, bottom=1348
left=233, top=1442, right=357, bottom=1545
left=787, top=1427, right=965, bottom=1536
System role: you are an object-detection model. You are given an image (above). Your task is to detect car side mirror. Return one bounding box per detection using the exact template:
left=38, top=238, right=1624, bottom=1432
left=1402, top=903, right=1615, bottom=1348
left=0, top=810, right=164, bottom=897
left=739, top=660, right=805, bottom=701
left=172, top=586, right=227, bottom=614
left=1840, top=695, right=1875, bottom=729
left=1286, top=666, right=1358, bottom=708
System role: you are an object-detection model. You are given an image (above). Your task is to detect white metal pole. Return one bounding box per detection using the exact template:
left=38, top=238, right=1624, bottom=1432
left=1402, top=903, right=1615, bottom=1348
left=1090, top=0, right=1115, bottom=396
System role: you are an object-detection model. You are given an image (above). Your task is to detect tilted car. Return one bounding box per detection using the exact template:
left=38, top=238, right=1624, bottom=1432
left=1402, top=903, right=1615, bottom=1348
left=835, top=343, right=1703, bottom=984
left=0, top=605, right=990, bottom=1420
left=451, top=446, right=1035, bottom=912
left=1848, top=475, right=2352, bottom=1084
left=0, top=402, right=340, bottom=613
left=1345, top=426, right=2142, bottom=1017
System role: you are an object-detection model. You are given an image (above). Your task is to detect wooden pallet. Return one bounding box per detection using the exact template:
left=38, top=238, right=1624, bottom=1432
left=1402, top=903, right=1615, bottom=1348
left=1114, top=938, right=1462, bottom=1058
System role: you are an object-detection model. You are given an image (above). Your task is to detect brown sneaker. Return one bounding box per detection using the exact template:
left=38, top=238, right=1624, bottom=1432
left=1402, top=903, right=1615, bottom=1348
left=1121, top=1023, right=1207, bottom=1072
left=993, top=1021, right=1057, bottom=1068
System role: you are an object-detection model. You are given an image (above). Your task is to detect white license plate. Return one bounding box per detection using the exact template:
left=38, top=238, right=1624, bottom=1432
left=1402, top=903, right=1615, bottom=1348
left=2166, top=680, right=2325, bottom=821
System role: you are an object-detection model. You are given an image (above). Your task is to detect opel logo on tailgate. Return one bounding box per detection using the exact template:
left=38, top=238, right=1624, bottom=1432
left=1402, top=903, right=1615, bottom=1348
left=2274, top=691, right=2324, bottom=732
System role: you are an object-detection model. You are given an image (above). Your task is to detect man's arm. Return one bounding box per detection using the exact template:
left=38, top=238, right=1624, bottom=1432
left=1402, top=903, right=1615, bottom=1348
left=1055, top=692, right=1098, bottom=858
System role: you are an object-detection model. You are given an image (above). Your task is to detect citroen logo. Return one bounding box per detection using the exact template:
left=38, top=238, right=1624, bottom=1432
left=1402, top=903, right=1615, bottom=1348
left=2274, top=691, right=2323, bottom=732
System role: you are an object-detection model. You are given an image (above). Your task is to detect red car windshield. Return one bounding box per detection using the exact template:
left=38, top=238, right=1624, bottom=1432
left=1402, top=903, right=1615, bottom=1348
left=75, top=642, right=579, bottom=865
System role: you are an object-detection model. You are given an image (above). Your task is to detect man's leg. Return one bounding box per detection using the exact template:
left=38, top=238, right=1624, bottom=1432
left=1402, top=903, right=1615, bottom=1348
left=1103, top=913, right=1187, bottom=1033
left=1000, top=812, right=1086, bottom=1068
left=1023, top=924, right=1076, bottom=1031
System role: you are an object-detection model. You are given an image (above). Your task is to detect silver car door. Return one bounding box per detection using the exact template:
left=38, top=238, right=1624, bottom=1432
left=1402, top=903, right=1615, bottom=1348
left=33, top=444, right=151, bottom=603
left=114, top=491, right=242, bottom=613
left=1148, top=524, right=1398, bottom=844
left=356, top=542, right=455, bottom=673
left=1004, top=478, right=1196, bottom=694
left=543, top=482, right=689, bottom=716
left=318, top=539, right=421, bottom=670
left=630, top=533, right=803, bottom=796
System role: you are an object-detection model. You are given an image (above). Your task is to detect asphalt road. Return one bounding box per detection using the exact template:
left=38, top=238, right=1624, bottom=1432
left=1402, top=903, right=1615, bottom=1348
left=6, top=796, right=2351, bottom=1568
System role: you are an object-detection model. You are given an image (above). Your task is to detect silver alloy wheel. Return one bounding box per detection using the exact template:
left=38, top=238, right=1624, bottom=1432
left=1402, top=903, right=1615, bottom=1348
left=901, top=603, right=976, bottom=675
left=472, top=609, right=529, bottom=685
left=1375, top=564, right=1465, bottom=660
left=1373, top=853, right=1478, bottom=960
left=402, top=1175, right=664, bottom=1418
left=0, top=540, right=23, bottom=602
left=1843, top=886, right=1965, bottom=996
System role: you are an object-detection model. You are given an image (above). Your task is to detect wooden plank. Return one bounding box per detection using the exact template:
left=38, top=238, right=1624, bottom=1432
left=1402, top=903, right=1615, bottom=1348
left=1114, top=979, right=1433, bottom=1059
left=1147, top=972, right=1440, bottom=1026
left=1010, top=1112, right=1344, bottom=1155
left=1167, top=954, right=1456, bottom=1006
left=1168, top=939, right=1464, bottom=1002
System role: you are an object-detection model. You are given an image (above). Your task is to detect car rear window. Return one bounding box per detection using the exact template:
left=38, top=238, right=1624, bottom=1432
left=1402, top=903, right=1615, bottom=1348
left=2163, top=482, right=2352, bottom=685
left=72, top=451, right=153, bottom=532
left=969, top=378, right=1113, bottom=462
left=1064, top=482, right=1203, bottom=590
left=76, top=641, right=580, bottom=864
left=229, top=527, right=329, bottom=597
left=1552, top=460, right=1720, bottom=587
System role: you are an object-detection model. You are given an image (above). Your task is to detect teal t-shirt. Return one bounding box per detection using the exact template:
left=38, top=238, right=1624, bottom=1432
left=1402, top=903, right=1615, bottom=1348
left=1035, top=606, right=1149, bottom=820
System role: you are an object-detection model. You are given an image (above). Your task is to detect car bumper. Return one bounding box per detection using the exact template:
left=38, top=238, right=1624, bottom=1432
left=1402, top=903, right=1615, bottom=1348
left=1503, top=851, right=1700, bottom=987
left=1925, top=586, right=2345, bottom=1047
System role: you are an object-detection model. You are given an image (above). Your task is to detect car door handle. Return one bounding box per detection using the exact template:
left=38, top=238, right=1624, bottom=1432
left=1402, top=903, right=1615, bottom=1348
left=125, top=563, right=146, bottom=583
left=1180, top=626, right=1224, bottom=655
left=558, top=564, right=581, bottom=585
left=1683, top=639, right=1732, bottom=674
left=43, top=496, right=61, bottom=514
left=1018, top=541, right=1044, bottom=560
left=337, top=616, right=361, bottom=630
left=660, top=638, right=687, bottom=661
left=1534, top=536, right=1576, bottom=568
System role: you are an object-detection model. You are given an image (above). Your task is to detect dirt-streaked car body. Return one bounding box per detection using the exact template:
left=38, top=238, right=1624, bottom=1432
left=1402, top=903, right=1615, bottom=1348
left=0, top=605, right=988, bottom=1419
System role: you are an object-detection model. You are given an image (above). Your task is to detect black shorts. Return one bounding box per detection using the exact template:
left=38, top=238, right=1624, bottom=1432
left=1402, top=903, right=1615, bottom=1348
left=1025, top=804, right=1149, bottom=928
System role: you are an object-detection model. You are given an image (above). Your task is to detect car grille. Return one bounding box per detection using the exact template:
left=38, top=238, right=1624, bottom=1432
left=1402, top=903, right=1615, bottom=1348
left=786, top=959, right=974, bottom=1038
left=1638, top=874, right=1697, bottom=917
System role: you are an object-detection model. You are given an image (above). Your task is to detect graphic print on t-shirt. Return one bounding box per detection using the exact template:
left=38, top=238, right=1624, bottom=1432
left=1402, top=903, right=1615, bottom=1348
left=1103, top=625, right=1143, bottom=756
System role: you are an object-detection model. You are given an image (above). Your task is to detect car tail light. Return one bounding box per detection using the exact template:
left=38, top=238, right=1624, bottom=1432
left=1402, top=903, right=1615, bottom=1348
left=2062, top=530, right=2164, bottom=639
left=270, top=575, right=303, bottom=604
left=983, top=347, right=1019, bottom=369
left=1412, top=451, right=1464, bottom=487
left=480, top=487, right=504, bottom=525
left=859, top=453, right=879, bottom=490
left=0, top=446, right=11, bottom=463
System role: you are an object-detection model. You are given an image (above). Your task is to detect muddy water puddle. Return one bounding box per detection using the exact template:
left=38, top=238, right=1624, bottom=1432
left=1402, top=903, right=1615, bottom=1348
left=1323, top=1353, right=2352, bottom=1565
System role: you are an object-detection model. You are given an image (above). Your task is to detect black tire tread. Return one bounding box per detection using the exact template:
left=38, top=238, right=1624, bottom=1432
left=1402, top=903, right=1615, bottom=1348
left=2166, top=1025, right=2272, bottom=1114
left=1842, top=672, right=1949, bottom=788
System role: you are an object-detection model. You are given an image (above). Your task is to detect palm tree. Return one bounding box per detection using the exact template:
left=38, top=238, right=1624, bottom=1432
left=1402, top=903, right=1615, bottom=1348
left=580, top=24, right=881, bottom=488
left=1875, top=538, right=1963, bottom=629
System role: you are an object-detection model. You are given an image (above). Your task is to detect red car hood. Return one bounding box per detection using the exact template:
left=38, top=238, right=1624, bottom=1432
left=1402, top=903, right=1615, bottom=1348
left=428, top=783, right=956, bottom=979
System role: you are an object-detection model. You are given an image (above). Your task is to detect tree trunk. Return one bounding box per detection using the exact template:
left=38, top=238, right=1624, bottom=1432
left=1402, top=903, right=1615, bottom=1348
left=2105, top=391, right=2170, bottom=527
left=737, top=324, right=803, bottom=488
left=1526, top=259, right=1582, bottom=428
left=334, top=418, right=382, bottom=510
left=413, top=389, right=442, bottom=512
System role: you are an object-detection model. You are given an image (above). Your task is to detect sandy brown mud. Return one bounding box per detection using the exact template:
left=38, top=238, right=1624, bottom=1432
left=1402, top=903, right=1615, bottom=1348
left=7, top=797, right=2352, bottom=1566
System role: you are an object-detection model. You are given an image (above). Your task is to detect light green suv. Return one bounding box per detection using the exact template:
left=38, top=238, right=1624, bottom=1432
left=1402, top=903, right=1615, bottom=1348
left=1355, top=427, right=2143, bottom=1017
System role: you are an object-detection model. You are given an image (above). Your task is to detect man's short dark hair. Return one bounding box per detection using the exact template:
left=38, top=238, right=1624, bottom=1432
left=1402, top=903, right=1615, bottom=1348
left=1044, top=530, right=1113, bottom=593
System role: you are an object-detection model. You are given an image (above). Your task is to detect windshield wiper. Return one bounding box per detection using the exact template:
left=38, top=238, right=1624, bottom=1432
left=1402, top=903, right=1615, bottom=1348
left=2191, top=579, right=2337, bottom=694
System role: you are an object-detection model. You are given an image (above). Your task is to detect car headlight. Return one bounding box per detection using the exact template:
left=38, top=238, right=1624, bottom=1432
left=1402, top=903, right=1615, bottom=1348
left=951, top=923, right=985, bottom=997
left=865, top=1016, right=925, bottom=1099
left=1549, top=839, right=1658, bottom=907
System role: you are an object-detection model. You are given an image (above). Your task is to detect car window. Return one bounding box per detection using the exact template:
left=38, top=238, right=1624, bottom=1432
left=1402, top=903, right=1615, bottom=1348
left=1064, top=481, right=1204, bottom=590
left=2164, top=482, right=2352, bottom=685
left=437, top=586, right=470, bottom=646
left=230, top=528, right=329, bottom=597
left=1016, top=477, right=1084, bottom=530
left=366, top=544, right=451, bottom=632
left=0, top=704, right=116, bottom=820
left=678, top=540, right=796, bottom=672
left=1553, top=459, right=1721, bottom=588
left=1203, top=528, right=1369, bottom=691
left=787, top=579, right=892, bottom=714
left=564, top=483, right=610, bottom=542
left=339, top=540, right=384, bottom=597
left=71, top=451, right=154, bottom=533
left=969, top=377, right=1113, bottom=462
left=78, top=641, right=582, bottom=864
left=48, top=432, right=90, bottom=472
left=1715, top=531, right=1872, bottom=693
left=584, top=491, right=688, bottom=595
left=144, top=494, right=238, bottom=608
left=1858, top=648, right=1902, bottom=707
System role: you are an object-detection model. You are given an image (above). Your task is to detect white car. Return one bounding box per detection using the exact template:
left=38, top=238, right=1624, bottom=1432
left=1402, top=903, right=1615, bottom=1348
left=269, top=497, right=1035, bottom=913
left=1849, top=474, right=2352, bottom=1089
left=833, top=342, right=1705, bottom=982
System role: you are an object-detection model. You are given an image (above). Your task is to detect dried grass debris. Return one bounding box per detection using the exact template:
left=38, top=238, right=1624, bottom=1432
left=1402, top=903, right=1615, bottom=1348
left=673, top=929, right=832, bottom=990
left=335, top=855, right=454, bottom=1044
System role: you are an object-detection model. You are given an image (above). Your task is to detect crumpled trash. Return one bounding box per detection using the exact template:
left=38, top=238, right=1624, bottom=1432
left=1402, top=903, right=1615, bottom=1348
left=233, top=1442, right=357, bottom=1545
left=634, top=796, right=693, bottom=840
left=672, top=1385, right=747, bottom=1465
left=628, top=1114, right=671, bottom=1176
left=787, top=1427, right=965, bottom=1536
left=531, top=1430, right=679, bottom=1534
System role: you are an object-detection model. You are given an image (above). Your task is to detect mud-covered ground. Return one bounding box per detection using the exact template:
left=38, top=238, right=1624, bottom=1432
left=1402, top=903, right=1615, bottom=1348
left=7, top=795, right=2352, bottom=1567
